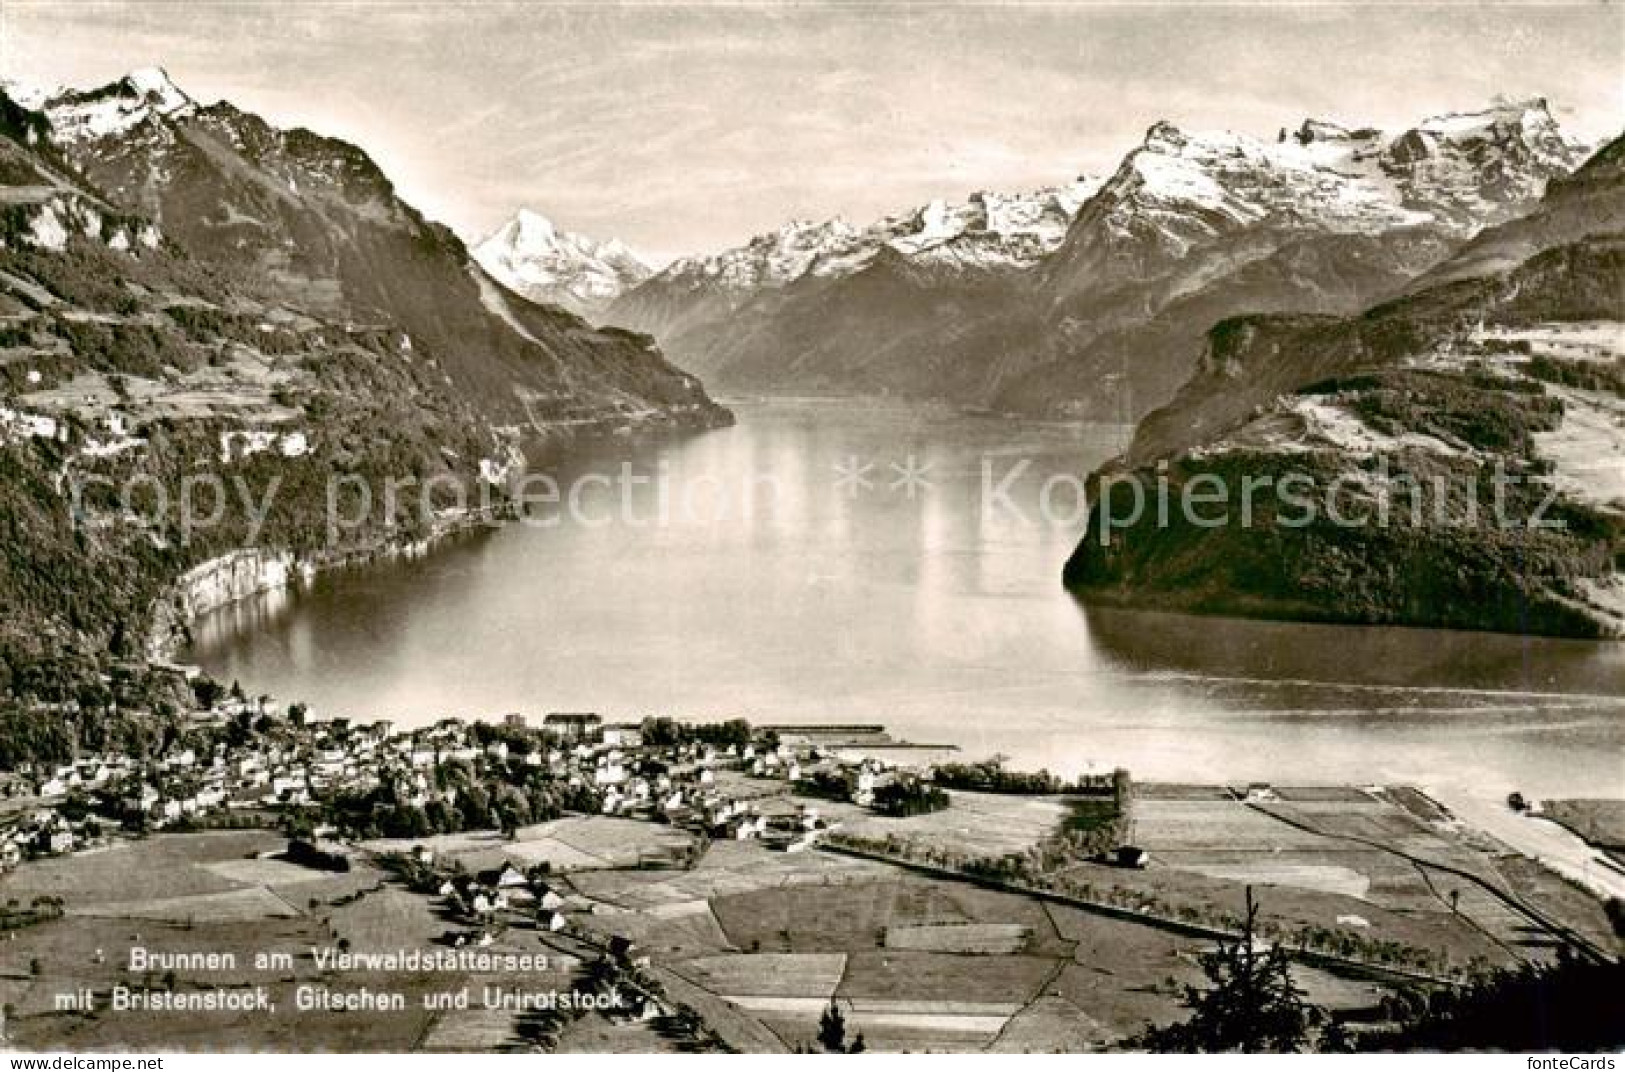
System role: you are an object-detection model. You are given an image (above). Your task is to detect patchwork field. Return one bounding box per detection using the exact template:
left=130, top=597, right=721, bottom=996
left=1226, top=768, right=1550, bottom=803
left=1, top=832, right=284, bottom=903
left=0, top=831, right=381, bottom=923
left=675, top=952, right=847, bottom=1000
left=360, top=816, right=695, bottom=874
left=1075, top=786, right=1584, bottom=969
left=834, top=790, right=1075, bottom=859
left=1, top=783, right=1605, bottom=1052
left=0, top=830, right=454, bottom=1051
left=566, top=838, right=893, bottom=916
left=663, top=868, right=1224, bottom=1052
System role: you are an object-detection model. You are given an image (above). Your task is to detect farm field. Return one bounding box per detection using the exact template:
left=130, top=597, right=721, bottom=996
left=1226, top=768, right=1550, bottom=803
left=835, top=790, right=1075, bottom=859
left=664, top=869, right=1213, bottom=1052
left=1080, top=786, right=1590, bottom=969
left=360, top=816, right=695, bottom=874
left=0, top=782, right=1610, bottom=1051
left=559, top=783, right=1613, bottom=1051
left=0, top=831, right=471, bottom=1051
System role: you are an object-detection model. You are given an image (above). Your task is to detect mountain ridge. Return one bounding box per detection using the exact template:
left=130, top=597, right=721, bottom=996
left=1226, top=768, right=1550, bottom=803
left=1062, top=128, right=1625, bottom=639
left=608, top=99, right=1585, bottom=417
left=28, top=70, right=728, bottom=438
left=0, top=70, right=728, bottom=667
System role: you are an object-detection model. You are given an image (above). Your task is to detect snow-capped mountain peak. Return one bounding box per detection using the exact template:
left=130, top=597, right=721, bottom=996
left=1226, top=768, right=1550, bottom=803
left=123, top=67, right=192, bottom=114
left=473, top=209, right=652, bottom=319
left=643, top=174, right=1104, bottom=297
left=880, top=177, right=1103, bottom=268
left=510, top=207, right=560, bottom=242
left=1376, top=99, right=1587, bottom=223
left=0, top=75, right=61, bottom=111
left=41, top=67, right=196, bottom=143
left=1085, top=99, right=1587, bottom=255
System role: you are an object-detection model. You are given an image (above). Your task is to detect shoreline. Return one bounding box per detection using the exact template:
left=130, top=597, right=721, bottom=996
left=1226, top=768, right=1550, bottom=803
left=143, top=405, right=733, bottom=664
left=1430, top=788, right=1625, bottom=903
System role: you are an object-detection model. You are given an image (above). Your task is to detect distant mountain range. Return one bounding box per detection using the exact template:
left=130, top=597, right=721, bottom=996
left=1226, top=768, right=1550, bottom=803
left=605, top=100, right=1586, bottom=419
left=1, top=65, right=1615, bottom=647
left=473, top=209, right=652, bottom=319
left=606, top=177, right=1101, bottom=384
left=609, top=177, right=1098, bottom=340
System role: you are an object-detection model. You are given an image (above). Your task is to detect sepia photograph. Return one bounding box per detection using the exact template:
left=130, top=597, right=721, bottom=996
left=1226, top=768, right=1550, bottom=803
left=0, top=0, right=1619, bottom=1059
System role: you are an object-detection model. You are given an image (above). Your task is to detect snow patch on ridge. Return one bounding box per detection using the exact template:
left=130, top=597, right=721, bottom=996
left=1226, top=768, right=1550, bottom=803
left=41, top=67, right=196, bottom=144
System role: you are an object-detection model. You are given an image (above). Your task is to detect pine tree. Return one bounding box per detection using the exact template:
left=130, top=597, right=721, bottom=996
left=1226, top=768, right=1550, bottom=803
left=818, top=998, right=848, bottom=1052
left=1138, top=887, right=1329, bottom=1053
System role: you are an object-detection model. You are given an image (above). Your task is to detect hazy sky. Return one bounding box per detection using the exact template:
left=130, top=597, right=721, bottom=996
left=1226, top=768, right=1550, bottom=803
left=2, top=1, right=1620, bottom=263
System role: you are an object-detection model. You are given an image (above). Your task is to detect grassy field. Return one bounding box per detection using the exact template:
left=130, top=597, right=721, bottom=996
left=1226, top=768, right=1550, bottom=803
left=360, top=816, right=695, bottom=874
left=884, top=922, right=1032, bottom=953
left=1069, top=786, right=1592, bottom=970
left=832, top=790, right=1074, bottom=859
left=685, top=869, right=1191, bottom=1051
left=2, top=783, right=1609, bottom=1052
left=674, top=953, right=846, bottom=999
left=565, top=838, right=893, bottom=916
left=1, top=832, right=287, bottom=904
left=0, top=830, right=452, bottom=1051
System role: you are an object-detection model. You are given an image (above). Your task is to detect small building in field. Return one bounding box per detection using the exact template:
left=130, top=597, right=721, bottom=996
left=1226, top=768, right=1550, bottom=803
left=1114, top=845, right=1150, bottom=869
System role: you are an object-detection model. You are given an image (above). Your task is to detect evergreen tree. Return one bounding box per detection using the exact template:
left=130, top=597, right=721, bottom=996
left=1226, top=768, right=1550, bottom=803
left=1138, top=888, right=1329, bottom=1053
left=818, top=999, right=848, bottom=1053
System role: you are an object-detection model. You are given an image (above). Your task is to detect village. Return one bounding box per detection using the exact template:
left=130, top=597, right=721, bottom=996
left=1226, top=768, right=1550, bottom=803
left=0, top=694, right=1616, bottom=1052
left=0, top=699, right=964, bottom=874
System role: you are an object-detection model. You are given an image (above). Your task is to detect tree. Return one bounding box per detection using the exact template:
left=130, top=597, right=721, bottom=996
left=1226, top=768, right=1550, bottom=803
left=817, top=998, right=865, bottom=1053
left=1137, top=888, right=1329, bottom=1053
left=817, top=999, right=848, bottom=1052
left=192, top=676, right=223, bottom=710
left=1365, top=951, right=1624, bottom=1051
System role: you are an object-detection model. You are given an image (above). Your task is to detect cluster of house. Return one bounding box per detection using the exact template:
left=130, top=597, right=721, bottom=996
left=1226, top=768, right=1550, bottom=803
left=0, top=705, right=925, bottom=877
left=591, top=737, right=907, bottom=853
left=0, top=709, right=638, bottom=866
left=425, top=852, right=573, bottom=944
left=0, top=806, right=80, bottom=867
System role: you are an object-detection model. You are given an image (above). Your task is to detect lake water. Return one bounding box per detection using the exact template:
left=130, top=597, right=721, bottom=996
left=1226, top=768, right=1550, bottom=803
left=189, top=399, right=1624, bottom=810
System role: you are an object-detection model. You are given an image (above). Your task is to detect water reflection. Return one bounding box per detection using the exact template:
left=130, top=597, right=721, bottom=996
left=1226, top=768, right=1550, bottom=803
left=187, top=399, right=1623, bottom=804
left=1080, top=603, right=1625, bottom=696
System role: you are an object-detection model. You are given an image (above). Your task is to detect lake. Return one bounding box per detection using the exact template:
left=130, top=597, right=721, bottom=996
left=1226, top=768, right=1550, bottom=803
left=189, top=399, right=1624, bottom=811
